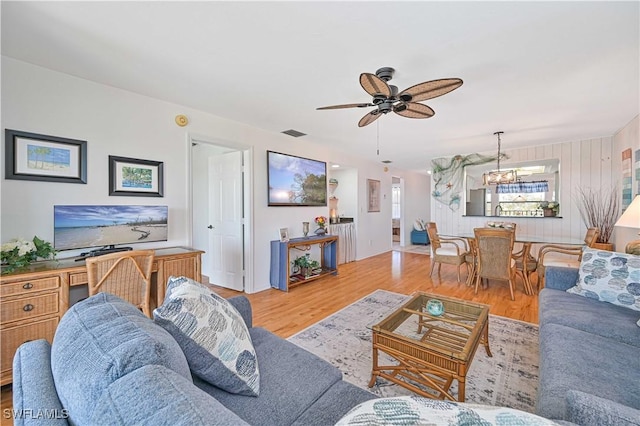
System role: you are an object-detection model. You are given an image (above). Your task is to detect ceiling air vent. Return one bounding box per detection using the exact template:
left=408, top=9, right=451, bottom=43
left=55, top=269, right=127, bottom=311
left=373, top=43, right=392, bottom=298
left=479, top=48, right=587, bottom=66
left=381, top=160, right=392, bottom=164
left=281, top=129, right=307, bottom=138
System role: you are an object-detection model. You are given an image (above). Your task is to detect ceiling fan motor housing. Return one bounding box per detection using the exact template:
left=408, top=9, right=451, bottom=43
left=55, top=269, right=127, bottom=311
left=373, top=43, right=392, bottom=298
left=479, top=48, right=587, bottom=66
left=376, top=67, right=395, bottom=81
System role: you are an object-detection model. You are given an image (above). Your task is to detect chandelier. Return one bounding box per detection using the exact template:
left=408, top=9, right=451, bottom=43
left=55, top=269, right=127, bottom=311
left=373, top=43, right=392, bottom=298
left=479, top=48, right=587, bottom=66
left=482, top=131, right=517, bottom=185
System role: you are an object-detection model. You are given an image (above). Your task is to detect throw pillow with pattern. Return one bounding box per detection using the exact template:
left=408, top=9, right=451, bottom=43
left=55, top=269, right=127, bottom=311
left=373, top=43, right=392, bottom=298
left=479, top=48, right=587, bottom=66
left=336, top=396, right=560, bottom=425
left=567, top=248, right=640, bottom=311
left=154, top=276, right=260, bottom=396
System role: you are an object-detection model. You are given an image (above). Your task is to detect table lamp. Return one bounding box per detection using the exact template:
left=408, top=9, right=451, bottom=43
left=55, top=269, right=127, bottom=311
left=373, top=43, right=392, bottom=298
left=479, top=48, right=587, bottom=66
left=615, top=195, right=640, bottom=255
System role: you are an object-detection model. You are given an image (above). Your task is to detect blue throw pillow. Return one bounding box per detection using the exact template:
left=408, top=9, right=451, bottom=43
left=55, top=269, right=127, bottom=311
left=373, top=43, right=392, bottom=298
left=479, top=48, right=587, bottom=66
left=154, top=276, right=260, bottom=396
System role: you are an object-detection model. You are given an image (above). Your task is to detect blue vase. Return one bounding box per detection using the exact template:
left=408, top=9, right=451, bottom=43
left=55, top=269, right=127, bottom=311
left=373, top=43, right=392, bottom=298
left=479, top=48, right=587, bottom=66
left=426, top=299, right=445, bottom=316
left=315, top=227, right=326, bottom=235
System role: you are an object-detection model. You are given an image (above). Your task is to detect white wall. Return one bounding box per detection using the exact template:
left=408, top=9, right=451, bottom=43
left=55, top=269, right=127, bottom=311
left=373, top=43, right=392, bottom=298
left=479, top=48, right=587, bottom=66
left=1, top=57, right=430, bottom=292
left=613, top=115, right=640, bottom=251
left=400, top=172, right=430, bottom=245
left=329, top=168, right=357, bottom=220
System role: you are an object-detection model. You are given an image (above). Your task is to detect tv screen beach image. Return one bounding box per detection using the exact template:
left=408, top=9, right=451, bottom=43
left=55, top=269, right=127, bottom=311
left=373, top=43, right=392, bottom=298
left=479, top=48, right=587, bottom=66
left=54, top=205, right=168, bottom=251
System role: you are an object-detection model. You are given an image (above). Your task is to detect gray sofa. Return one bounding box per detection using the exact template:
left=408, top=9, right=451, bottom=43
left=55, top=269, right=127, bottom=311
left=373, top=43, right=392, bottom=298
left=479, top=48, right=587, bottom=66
left=12, top=293, right=376, bottom=426
left=537, top=266, right=640, bottom=426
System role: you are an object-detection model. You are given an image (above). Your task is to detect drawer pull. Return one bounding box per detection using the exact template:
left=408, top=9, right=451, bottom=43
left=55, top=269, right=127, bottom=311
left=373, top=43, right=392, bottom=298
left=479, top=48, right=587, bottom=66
left=23, top=283, right=34, bottom=290
left=23, top=304, right=34, bottom=312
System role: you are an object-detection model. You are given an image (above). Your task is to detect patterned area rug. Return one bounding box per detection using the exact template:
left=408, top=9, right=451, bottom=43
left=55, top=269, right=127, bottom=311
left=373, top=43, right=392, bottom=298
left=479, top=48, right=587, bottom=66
left=288, top=289, right=539, bottom=413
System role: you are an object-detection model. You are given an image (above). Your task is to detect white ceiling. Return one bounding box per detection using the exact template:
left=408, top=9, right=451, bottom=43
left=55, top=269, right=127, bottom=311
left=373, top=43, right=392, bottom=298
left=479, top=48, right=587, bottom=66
left=2, top=1, right=638, bottom=173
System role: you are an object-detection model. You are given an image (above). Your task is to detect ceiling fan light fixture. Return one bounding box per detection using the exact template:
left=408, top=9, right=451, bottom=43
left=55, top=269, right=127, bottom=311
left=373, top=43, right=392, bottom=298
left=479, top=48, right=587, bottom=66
left=482, top=131, right=517, bottom=185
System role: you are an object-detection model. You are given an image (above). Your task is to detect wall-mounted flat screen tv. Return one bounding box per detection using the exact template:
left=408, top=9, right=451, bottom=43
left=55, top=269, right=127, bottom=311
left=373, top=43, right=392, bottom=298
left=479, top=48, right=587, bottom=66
left=267, top=151, right=327, bottom=206
left=54, top=205, right=168, bottom=251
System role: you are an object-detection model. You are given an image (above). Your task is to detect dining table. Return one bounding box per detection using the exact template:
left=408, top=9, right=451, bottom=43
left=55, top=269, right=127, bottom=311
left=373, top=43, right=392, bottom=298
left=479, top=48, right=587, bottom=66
left=440, top=232, right=585, bottom=296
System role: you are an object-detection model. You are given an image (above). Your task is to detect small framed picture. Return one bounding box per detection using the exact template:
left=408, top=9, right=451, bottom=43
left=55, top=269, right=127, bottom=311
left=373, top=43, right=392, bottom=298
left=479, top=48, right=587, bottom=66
left=367, top=179, right=381, bottom=212
left=109, top=155, right=164, bottom=197
left=5, top=129, right=87, bottom=184
left=279, top=227, right=289, bottom=242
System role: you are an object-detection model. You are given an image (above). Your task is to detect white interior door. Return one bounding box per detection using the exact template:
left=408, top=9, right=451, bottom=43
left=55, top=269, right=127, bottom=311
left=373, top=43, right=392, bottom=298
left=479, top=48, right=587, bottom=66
left=207, top=151, right=244, bottom=291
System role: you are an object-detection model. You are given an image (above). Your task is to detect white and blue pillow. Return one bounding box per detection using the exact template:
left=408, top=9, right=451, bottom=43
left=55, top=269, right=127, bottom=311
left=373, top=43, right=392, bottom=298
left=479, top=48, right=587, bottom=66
left=154, top=276, right=260, bottom=396
left=336, top=396, right=560, bottom=425
left=568, top=248, right=640, bottom=312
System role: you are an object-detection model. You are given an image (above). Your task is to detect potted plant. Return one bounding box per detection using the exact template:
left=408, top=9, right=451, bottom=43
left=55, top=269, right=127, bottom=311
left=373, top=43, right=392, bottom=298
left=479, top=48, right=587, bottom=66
left=575, top=185, right=619, bottom=250
left=1, top=236, right=56, bottom=274
left=538, top=201, right=559, bottom=217
left=292, top=254, right=320, bottom=278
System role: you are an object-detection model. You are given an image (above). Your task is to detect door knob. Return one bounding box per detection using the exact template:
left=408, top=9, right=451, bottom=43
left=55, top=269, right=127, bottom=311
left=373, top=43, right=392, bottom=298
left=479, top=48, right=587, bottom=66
left=208, top=225, right=214, bottom=229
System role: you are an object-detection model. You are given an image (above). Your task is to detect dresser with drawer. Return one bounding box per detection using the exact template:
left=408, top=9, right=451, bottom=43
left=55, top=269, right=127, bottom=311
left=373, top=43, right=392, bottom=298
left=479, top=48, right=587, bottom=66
left=0, top=246, right=203, bottom=385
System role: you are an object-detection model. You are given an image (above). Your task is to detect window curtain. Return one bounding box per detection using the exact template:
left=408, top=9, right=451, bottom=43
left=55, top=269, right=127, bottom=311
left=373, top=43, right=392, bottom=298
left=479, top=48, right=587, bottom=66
left=497, top=181, right=549, bottom=194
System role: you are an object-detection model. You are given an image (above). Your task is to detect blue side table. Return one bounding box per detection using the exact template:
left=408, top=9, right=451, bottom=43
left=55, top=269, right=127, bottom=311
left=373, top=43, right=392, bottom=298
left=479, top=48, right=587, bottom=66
left=410, top=230, right=430, bottom=245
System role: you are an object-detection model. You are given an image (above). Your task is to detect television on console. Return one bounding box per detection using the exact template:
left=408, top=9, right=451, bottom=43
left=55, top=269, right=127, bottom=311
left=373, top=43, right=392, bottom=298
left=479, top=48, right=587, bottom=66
left=267, top=150, right=327, bottom=206
left=54, top=205, right=168, bottom=253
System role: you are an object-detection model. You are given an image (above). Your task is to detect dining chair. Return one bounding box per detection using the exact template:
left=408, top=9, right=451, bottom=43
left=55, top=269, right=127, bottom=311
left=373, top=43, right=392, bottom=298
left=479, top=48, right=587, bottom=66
left=425, top=222, right=469, bottom=282
left=474, top=227, right=517, bottom=300
left=86, top=250, right=155, bottom=318
left=536, top=227, right=600, bottom=289
left=464, top=237, right=478, bottom=287
left=512, top=244, right=537, bottom=295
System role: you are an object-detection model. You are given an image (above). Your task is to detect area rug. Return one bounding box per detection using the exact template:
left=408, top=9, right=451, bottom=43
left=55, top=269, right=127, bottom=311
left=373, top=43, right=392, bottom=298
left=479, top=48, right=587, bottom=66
left=288, top=289, right=539, bottom=413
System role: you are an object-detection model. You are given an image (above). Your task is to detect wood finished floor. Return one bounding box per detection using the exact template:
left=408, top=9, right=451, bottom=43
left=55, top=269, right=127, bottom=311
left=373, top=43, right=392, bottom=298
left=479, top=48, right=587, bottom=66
left=0, top=250, right=539, bottom=420
left=211, top=250, right=539, bottom=338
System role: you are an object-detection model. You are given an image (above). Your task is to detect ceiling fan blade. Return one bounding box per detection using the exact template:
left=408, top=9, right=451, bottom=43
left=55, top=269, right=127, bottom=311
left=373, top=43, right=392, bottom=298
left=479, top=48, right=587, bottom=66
left=358, top=110, right=382, bottom=127
left=393, top=102, right=435, bottom=119
left=360, top=73, right=392, bottom=98
left=398, top=78, right=463, bottom=103
left=316, top=102, right=374, bottom=110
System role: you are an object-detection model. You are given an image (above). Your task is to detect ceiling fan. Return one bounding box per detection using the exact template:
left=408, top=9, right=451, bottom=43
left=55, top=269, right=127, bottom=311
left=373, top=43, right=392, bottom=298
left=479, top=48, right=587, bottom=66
left=316, top=67, right=463, bottom=127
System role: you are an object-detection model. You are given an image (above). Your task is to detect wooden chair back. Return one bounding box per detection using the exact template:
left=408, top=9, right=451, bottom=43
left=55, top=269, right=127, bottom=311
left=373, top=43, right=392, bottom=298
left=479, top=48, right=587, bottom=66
left=425, top=222, right=441, bottom=250
left=584, top=227, right=600, bottom=247
left=474, top=227, right=515, bottom=281
left=86, top=250, right=155, bottom=317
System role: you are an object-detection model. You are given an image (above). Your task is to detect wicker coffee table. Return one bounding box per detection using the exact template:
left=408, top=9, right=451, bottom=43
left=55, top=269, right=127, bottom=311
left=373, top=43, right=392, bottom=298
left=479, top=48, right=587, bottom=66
left=368, top=292, right=491, bottom=401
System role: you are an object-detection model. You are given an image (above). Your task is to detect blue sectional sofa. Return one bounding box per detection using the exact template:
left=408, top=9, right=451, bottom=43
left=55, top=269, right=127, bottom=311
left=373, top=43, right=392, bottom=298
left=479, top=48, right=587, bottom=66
left=537, top=266, right=640, bottom=426
left=12, top=293, right=376, bottom=426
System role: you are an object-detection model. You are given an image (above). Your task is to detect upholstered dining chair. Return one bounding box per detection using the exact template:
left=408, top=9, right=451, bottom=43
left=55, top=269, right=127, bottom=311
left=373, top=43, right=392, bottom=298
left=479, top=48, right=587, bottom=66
left=86, top=250, right=155, bottom=318
left=474, top=227, right=517, bottom=300
left=536, top=227, right=600, bottom=289
left=425, top=222, right=469, bottom=282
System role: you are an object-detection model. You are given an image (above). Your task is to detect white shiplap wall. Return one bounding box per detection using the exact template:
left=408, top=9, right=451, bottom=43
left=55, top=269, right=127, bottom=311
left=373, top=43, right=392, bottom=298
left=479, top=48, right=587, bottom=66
left=430, top=137, right=615, bottom=254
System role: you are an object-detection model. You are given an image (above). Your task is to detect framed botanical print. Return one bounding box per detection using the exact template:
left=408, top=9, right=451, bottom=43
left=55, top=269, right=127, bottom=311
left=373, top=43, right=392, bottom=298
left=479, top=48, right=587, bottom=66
left=109, top=155, right=164, bottom=197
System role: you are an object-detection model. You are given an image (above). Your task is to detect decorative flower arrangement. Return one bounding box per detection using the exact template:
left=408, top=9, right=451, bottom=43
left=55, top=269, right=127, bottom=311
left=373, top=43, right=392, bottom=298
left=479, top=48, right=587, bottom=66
left=1, top=236, right=56, bottom=274
left=315, top=216, right=327, bottom=228
left=539, top=201, right=559, bottom=213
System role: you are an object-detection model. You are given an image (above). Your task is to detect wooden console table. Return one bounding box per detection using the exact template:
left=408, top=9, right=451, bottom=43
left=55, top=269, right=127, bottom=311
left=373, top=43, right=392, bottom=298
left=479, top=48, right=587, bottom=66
left=270, top=235, right=338, bottom=291
left=0, top=246, right=203, bottom=386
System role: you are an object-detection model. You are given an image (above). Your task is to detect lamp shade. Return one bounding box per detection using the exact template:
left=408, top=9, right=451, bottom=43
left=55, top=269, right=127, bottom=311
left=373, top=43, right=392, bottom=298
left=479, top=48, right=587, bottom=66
left=615, top=195, right=640, bottom=229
